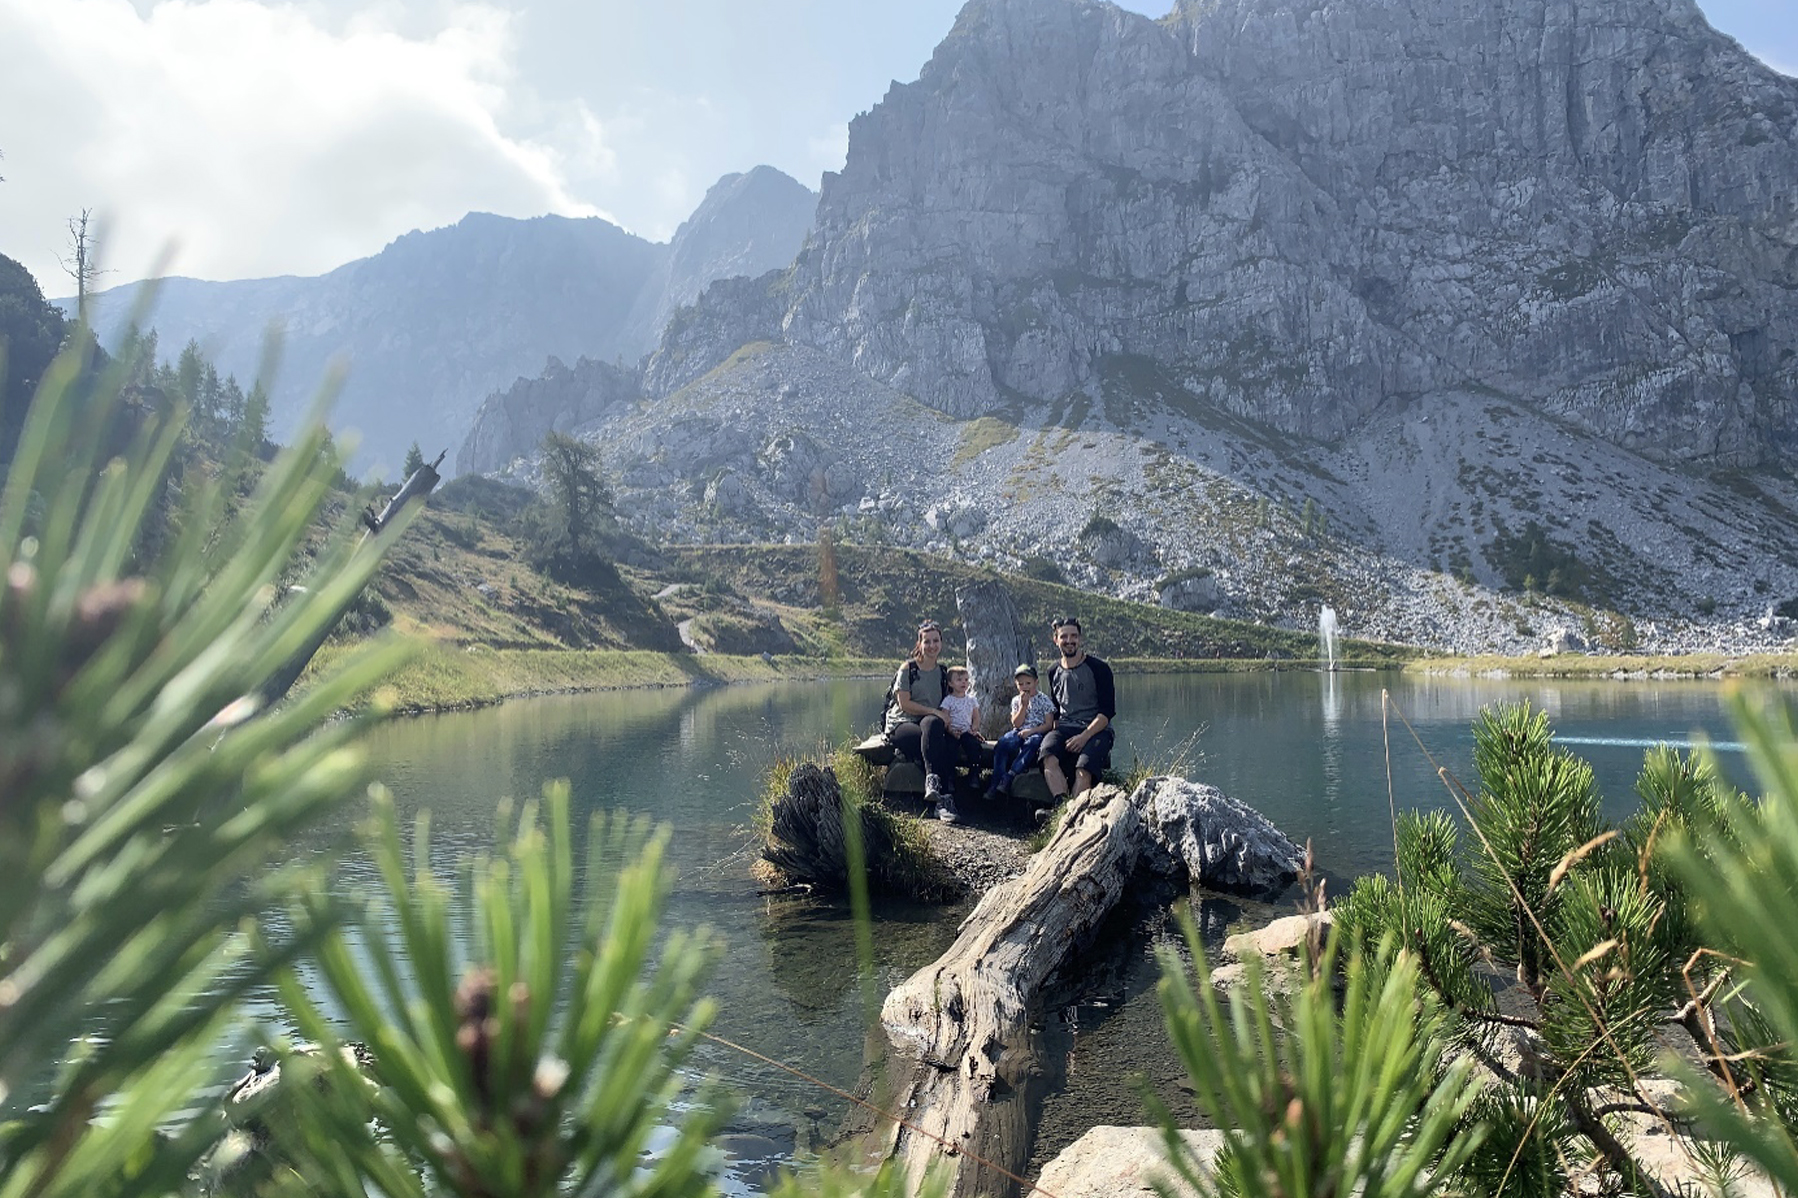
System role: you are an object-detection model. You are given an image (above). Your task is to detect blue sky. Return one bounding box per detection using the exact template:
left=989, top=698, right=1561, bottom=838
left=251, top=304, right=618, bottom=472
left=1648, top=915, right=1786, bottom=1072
left=0, top=0, right=1790, bottom=291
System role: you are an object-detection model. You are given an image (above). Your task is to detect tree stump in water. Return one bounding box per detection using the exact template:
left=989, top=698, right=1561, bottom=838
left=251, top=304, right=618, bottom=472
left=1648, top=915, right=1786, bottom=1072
left=858, top=784, right=1142, bottom=1197
left=955, top=580, right=1037, bottom=740
left=761, top=763, right=960, bottom=899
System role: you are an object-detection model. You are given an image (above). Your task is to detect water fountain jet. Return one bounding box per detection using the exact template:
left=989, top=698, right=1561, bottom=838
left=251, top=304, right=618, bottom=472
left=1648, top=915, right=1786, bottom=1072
left=1319, top=605, right=1339, bottom=672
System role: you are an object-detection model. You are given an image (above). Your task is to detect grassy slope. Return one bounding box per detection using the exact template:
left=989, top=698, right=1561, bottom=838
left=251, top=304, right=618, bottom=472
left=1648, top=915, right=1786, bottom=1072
left=322, top=490, right=1422, bottom=710
left=664, top=543, right=1417, bottom=665
left=309, top=640, right=889, bottom=711
left=326, top=490, right=1798, bottom=710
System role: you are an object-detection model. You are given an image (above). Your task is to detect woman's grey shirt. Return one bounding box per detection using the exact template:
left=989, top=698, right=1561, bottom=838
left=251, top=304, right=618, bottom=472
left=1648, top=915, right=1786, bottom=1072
left=885, top=661, right=946, bottom=733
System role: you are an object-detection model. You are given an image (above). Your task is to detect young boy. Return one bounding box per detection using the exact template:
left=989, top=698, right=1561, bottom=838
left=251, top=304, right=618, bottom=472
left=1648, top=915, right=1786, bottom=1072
left=936, top=666, right=984, bottom=821
left=987, top=663, right=1056, bottom=799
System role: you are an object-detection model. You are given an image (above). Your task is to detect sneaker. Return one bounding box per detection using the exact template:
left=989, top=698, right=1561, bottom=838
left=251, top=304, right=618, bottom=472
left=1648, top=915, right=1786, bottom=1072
left=936, top=797, right=961, bottom=824
left=923, top=774, right=944, bottom=802
left=1032, top=805, right=1055, bottom=827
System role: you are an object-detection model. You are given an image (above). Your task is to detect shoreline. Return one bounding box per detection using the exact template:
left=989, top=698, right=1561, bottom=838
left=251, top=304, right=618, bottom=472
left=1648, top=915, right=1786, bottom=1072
left=307, top=642, right=893, bottom=715
left=1404, top=652, right=1798, bottom=680
left=320, top=645, right=1413, bottom=717
left=312, top=640, right=1798, bottom=720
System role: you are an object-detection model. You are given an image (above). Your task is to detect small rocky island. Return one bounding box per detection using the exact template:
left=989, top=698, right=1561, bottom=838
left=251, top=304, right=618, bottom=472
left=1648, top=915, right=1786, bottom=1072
left=758, top=750, right=1304, bottom=1197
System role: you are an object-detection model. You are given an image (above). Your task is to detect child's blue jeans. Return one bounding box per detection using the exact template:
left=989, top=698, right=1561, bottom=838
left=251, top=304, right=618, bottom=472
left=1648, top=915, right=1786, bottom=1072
left=990, top=730, right=1044, bottom=792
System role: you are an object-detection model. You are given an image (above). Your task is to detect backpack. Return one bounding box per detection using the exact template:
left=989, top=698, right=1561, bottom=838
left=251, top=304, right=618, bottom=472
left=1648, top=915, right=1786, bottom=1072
left=880, top=660, right=951, bottom=732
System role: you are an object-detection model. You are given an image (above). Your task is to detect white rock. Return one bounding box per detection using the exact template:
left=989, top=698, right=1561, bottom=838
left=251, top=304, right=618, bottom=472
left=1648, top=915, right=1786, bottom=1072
left=1034, top=1126, right=1223, bottom=1198
left=1222, top=911, right=1333, bottom=961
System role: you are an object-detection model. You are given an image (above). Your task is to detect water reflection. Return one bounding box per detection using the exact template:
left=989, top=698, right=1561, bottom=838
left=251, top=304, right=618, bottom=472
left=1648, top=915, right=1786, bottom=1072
left=1320, top=668, right=1343, bottom=726
left=330, top=670, right=1790, bottom=1192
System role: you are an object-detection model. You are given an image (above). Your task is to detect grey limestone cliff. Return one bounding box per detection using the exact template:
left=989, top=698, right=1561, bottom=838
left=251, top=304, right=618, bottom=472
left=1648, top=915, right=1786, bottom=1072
left=742, top=0, right=1796, bottom=465
left=465, top=0, right=1798, bottom=652
left=621, top=166, right=818, bottom=356
left=456, top=356, right=643, bottom=476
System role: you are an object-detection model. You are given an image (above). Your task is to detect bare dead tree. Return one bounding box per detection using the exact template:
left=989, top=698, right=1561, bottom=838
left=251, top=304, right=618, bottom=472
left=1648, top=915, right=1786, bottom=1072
left=60, top=208, right=112, bottom=320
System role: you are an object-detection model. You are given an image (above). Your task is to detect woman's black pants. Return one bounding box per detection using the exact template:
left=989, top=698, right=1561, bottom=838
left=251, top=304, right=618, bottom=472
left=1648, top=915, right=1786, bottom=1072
left=889, top=716, right=956, bottom=784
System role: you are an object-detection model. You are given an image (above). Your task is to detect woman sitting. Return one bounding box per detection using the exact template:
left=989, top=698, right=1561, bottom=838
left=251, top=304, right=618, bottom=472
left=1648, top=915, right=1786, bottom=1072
left=884, top=619, right=962, bottom=822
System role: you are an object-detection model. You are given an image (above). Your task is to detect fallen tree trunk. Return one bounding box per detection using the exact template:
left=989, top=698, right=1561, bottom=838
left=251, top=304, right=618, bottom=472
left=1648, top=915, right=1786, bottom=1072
left=859, top=784, right=1142, bottom=1197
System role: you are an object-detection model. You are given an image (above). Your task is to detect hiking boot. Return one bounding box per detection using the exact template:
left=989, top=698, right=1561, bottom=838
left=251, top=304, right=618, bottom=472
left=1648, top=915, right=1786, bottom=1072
left=937, top=796, right=961, bottom=824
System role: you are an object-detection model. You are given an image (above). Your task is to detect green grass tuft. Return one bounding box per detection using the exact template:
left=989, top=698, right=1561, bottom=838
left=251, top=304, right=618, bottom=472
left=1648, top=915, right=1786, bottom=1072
left=951, top=417, right=1021, bottom=468
left=755, top=740, right=959, bottom=900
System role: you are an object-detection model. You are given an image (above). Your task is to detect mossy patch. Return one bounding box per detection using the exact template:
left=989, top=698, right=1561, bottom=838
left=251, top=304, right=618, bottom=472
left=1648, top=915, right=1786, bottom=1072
left=952, top=416, right=1021, bottom=467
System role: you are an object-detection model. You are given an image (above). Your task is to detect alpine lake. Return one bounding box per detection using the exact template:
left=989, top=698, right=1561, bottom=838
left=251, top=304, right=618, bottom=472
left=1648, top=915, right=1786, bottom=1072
left=298, top=669, right=1789, bottom=1193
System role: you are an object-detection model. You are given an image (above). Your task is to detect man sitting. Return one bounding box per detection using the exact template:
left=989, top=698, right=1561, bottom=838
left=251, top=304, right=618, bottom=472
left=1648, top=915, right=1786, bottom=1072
left=1040, top=616, right=1115, bottom=802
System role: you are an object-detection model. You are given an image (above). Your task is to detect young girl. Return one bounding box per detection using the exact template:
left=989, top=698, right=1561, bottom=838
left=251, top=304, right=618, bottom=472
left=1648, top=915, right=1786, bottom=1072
left=940, top=666, right=985, bottom=795
left=987, top=663, right=1056, bottom=799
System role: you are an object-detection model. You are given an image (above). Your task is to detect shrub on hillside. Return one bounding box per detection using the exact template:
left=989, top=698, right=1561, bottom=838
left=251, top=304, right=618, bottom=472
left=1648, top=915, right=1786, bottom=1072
left=1488, top=519, right=1602, bottom=602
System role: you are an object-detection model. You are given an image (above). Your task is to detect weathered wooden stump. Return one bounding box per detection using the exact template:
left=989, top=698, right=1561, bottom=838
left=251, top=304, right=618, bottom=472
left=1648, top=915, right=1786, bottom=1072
left=859, top=784, right=1142, bottom=1197
left=761, top=762, right=959, bottom=899
left=955, top=580, right=1037, bottom=740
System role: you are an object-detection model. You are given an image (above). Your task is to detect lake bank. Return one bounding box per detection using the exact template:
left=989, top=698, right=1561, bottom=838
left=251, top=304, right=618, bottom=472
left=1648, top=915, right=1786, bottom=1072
left=307, top=641, right=893, bottom=712
left=1406, top=651, right=1798, bottom=679
left=311, top=641, right=1415, bottom=716
left=309, top=636, right=1798, bottom=721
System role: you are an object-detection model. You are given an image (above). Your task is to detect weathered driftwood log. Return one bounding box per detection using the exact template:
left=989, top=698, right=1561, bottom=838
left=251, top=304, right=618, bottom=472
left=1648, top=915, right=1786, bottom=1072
left=762, top=762, right=959, bottom=899
left=954, top=579, right=1037, bottom=739
left=862, top=784, right=1142, bottom=1198
left=844, top=778, right=1304, bottom=1193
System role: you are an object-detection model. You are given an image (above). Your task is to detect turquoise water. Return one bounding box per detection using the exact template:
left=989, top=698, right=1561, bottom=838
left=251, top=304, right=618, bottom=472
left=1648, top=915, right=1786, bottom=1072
left=346, top=670, right=1787, bottom=1191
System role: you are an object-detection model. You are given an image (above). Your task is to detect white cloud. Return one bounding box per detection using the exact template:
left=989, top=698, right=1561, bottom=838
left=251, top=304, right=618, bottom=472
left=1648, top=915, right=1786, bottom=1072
left=0, top=0, right=611, bottom=290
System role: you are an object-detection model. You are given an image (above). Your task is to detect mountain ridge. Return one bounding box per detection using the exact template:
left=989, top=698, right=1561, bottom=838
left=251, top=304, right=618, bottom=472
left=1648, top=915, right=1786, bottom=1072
left=70, top=170, right=817, bottom=473
left=463, top=0, right=1798, bottom=654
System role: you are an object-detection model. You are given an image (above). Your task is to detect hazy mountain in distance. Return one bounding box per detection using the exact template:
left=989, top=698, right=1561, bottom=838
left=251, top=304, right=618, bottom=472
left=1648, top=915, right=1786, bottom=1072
left=620, top=165, right=820, bottom=354
left=71, top=167, right=817, bottom=476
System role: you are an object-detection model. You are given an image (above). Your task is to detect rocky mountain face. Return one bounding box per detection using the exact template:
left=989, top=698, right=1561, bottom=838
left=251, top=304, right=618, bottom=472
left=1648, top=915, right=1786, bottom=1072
left=483, top=0, right=1798, bottom=654
left=768, top=0, right=1797, bottom=466
left=620, top=166, right=818, bottom=355
left=78, top=169, right=815, bottom=474
left=456, top=356, right=643, bottom=477
left=80, top=213, right=662, bottom=475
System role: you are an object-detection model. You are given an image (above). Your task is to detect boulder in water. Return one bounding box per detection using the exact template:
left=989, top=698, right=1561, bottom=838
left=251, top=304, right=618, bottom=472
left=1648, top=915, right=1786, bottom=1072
left=1130, top=777, right=1303, bottom=897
